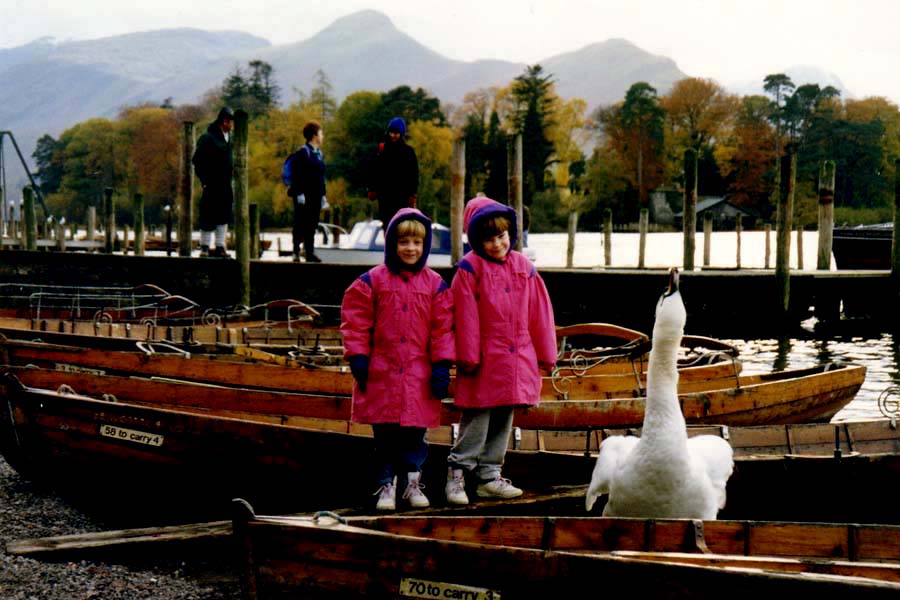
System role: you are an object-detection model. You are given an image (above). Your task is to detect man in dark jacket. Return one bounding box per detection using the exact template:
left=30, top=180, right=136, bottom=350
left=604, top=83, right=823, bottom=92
left=368, top=117, right=418, bottom=231
left=192, top=106, right=234, bottom=257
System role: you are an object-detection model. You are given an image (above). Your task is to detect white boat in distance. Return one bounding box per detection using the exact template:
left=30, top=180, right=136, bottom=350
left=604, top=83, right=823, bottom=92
left=286, top=220, right=453, bottom=266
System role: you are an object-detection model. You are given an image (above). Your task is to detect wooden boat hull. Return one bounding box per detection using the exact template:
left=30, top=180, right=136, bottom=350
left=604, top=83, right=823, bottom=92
left=0, top=338, right=862, bottom=426
left=232, top=507, right=900, bottom=599
left=0, top=368, right=892, bottom=524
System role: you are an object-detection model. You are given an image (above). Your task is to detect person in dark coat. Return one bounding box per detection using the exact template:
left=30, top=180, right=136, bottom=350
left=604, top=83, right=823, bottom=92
left=368, top=117, right=419, bottom=231
left=287, top=121, right=327, bottom=262
left=192, top=106, right=234, bottom=257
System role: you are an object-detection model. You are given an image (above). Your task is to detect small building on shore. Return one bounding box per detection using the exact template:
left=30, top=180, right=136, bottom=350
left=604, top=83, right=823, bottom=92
left=674, top=196, right=757, bottom=230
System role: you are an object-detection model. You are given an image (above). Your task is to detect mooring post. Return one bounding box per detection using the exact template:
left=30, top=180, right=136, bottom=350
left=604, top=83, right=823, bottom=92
left=87, top=206, right=97, bottom=251
left=817, top=161, right=836, bottom=270
left=638, top=208, right=649, bottom=268
left=56, top=220, right=66, bottom=252
left=892, top=158, right=900, bottom=283
left=796, top=224, right=804, bottom=270
left=103, top=187, right=115, bottom=254
left=164, top=203, right=173, bottom=256
left=735, top=218, right=742, bottom=269
left=603, top=208, right=612, bottom=266
left=123, top=224, right=130, bottom=254
left=23, top=186, right=36, bottom=251
left=703, top=212, right=713, bottom=267
left=249, top=203, right=259, bottom=259
left=509, top=134, right=524, bottom=252
left=450, top=138, right=465, bottom=265
left=776, top=152, right=795, bottom=316
left=683, top=148, right=697, bottom=270
left=179, top=121, right=195, bottom=258
left=133, top=193, right=145, bottom=256
left=233, top=109, right=251, bottom=307
left=566, top=210, right=579, bottom=268
left=764, top=223, right=771, bottom=269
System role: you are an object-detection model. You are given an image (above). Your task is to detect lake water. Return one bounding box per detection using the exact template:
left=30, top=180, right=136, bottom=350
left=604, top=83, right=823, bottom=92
left=261, top=229, right=896, bottom=422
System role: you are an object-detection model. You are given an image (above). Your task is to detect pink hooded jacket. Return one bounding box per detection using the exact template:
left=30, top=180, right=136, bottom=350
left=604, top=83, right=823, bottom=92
left=451, top=197, right=557, bottom=408
left=341, top=208, right=455, bottom=428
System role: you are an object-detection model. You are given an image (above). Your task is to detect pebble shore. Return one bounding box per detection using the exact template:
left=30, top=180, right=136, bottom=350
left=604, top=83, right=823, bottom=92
left=0, top=456, right=239, bottom=599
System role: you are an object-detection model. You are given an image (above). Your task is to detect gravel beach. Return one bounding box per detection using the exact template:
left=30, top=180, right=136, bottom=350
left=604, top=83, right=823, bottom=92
left=0, top=456, right=240, bottom=600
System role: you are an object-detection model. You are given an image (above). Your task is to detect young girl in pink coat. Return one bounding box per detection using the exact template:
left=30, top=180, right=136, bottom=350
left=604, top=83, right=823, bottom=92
left=445, top=196, right=556, bottom=505
left=341, top=208, right=455, bottom=510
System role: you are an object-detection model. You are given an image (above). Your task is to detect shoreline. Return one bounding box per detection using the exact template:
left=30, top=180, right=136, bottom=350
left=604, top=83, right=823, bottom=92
left=0, top=456, right=238, bottom=599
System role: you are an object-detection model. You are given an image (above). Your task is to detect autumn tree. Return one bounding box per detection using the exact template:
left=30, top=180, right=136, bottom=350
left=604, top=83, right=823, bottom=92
left=715, top=95, right=777, bottom=218
left=307, top=69, right=338, bottom=124
left=328, top=91, right=385, bottom=195
left=407, top=121, right=453, bottom=223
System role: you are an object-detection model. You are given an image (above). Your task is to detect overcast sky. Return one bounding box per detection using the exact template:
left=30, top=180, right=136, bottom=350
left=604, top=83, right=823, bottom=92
left=5, top=0, right=900, bottom=104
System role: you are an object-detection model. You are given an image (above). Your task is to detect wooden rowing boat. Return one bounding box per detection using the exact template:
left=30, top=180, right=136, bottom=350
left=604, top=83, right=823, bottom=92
left=0, top=367, right=889, bottom=523
left=0, top=335, right=861, bottom=425
left=231, top=503, right=900, bottom=598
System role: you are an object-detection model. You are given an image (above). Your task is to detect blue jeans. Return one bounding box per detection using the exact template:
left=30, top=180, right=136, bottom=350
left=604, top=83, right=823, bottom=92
left=371, top=424, right=428, bottom=487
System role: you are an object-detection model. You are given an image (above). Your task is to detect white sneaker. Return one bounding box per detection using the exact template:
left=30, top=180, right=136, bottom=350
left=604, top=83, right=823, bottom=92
left=374, top=477, right=396, bottom=511
left=445, top=468, right=469, bottom=505
left=476, top=477, right=523, bottom=499
left=403, top=472, right=430, bottom=508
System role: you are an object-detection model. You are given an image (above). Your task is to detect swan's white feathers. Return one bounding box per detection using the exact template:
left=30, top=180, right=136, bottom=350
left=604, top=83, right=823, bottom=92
left=585, top=270, right=735, bottom=519
left=585, top=435, right=640, bottom=511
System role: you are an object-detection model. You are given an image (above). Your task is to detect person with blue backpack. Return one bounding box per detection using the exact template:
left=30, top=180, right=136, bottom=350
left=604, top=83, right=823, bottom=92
left=283, top=121, right=326, bottom=262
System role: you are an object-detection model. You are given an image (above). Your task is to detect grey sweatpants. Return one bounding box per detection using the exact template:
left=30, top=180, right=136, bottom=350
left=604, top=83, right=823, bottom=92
left=446, top=406, right=515, bottom=481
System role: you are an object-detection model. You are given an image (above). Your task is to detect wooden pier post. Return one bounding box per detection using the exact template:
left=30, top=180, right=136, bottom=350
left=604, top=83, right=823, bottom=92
left=893, top=158, right=900, bottom=282
left=23, top=187, right=36, bottom=251
left=133, top=193, right=145, bottom=256
left=776, top=153, right=795, bottom=315
left=123, top=224, right=130, bottom=254
left=764, top=223, right=771, bottom=269
left=566, top=210, right=579, bottom=268
left=233, top=109, right=251, bottom=307
left=817, top=161, right=835, bottom=270
left=603, top=208, right=612, bottom=266
left=55, top=220, right=66, bottom=252
left=249, top=203, right=260, bottom=259
left=103, top=187, right=115, bottom=254
left=796, top=224, right=804, bottom=270
left=703, top=212, right=713, bottom=267
left=638, top=208, right=649, bottom=268
left=509, top=134, right=524, bottom=252
left=735, top=218, right=742, bottom=269
left=179, top=121, right=195, bottom=258
left=683, top=148, right=697, bottom=270
left=164, top=203, right=173, bottom=256
left=87, top=206, right=96, bottom=251
left=450, top=138, right=465, bottom=265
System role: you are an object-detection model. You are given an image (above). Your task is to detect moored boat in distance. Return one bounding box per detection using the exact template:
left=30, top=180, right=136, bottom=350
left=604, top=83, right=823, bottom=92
left=832, top=223, right=893, bottom=269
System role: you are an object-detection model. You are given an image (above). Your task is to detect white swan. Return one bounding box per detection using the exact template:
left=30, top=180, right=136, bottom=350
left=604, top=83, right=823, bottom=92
left=585, top=269, right=734, bottom=519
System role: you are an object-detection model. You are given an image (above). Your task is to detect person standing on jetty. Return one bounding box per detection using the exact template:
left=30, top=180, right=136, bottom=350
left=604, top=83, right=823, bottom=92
left=340, top=208, right=455, bottom=510
left=445, top=196, right=556, bottom=505
left=286, top=121, right=326, bottom=263
left=192, top=106, right=234, bottom=258
left=368, top=117, right=419, bottom=231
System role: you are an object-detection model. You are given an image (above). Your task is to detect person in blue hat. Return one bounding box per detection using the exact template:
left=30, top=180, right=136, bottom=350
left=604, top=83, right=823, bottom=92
left=367, top=117, right=419, bottom=231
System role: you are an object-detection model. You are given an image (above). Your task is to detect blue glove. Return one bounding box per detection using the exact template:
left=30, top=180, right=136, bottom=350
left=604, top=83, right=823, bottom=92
left=431, top=362, right=451, bottom=399
left=349, top=355, right=369, bottom=392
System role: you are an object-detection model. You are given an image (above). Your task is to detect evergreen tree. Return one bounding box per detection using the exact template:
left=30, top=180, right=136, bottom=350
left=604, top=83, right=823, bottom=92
left=462, top=112, right=487, bottom=198
left=380, top=86, right=446, bottom=126
left=32, top=134, right=63, bottom=196
left=484, top=110, right=508, bottom=202
left=221, top=60, right=279, bottom=118
left=511, top=65, right=555, bottom=203
left=308, top=69, right=337, bottom=124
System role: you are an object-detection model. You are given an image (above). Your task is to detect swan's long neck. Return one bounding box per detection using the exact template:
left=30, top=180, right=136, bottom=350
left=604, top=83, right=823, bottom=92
left=642, top=300, right=687, bottom=438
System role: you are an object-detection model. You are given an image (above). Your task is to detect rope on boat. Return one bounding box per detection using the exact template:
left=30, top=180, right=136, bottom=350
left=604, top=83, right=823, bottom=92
left=877, top=386, right=900, bottom=425
left=312, top=511, right=347, bottom=525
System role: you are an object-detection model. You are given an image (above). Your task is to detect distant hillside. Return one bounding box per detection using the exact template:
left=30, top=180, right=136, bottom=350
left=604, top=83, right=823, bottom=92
left=726, top=65, right=852, bottom=100
left=2, top=9, right=851, bottom=191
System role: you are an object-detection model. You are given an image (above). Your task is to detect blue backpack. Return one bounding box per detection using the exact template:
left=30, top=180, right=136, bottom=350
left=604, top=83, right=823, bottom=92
left=281, top=146, right=310, bottom=188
